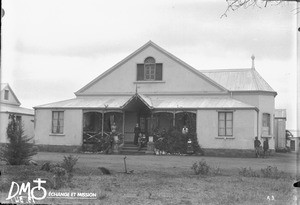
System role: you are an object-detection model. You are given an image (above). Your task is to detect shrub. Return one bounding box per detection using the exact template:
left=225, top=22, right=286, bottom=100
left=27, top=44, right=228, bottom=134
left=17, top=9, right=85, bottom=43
left=239, top=167, right=260, bottom=177
left=61, top=155, right=79, bottom=174
left=0, top=114, right=37, bottom=165
left=50, top=166, right=67, bottom=189
left=154, top=128, right=203, bottom=155
left=191, top=160, right=210, bottom=175
left=260, top=166, right=284, bottom=179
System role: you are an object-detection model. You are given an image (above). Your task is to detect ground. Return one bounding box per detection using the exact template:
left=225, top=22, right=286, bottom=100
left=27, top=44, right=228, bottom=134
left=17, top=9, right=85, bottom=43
left=0, top=152, right=299, bottom=205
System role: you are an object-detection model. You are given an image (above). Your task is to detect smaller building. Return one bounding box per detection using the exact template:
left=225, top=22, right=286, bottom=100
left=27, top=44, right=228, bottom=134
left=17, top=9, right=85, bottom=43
left=288, top=130, right=300, bottom=153
left=0, top=84, right=34, bottom=143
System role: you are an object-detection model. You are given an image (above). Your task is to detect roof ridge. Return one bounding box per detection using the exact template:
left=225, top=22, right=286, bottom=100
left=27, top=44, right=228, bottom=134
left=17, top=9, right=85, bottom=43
left=200, top=68, right=252, bottom=73
left=250, top=69, right=260, bottom=90
left=251, top=69, right=275, bottom=92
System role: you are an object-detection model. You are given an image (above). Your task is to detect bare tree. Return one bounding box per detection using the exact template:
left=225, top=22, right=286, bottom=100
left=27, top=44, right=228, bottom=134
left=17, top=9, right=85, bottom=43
left=222, top=0, right=300, bottom=18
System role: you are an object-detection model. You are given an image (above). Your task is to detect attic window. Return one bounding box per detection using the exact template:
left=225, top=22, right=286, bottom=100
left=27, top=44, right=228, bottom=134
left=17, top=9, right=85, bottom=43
left=4, top=90, right=9, bottom=100
left=137, top=57, right=163, bottom=81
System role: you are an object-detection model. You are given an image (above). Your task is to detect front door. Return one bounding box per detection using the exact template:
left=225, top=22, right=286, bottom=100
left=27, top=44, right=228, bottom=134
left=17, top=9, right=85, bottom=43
left=124, top=111, right=137, bottom=143
left=139, top=115, right=151, bottom=135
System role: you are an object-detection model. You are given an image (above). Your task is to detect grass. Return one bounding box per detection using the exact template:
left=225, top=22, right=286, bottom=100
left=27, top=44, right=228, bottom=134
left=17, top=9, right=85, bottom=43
left=0, top=152, right=299, bottom=205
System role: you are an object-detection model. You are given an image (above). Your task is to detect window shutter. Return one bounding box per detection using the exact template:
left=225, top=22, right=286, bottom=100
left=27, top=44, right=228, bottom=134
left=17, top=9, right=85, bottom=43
left=155, top=63, right=163, bottom=80
left=137, top=64, right=144, bottom=81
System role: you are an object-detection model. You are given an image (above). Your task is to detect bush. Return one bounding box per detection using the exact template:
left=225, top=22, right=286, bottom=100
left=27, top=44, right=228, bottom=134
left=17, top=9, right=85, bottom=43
left=0, top=114, right=37, bottom=165
left=260, top=166, right=284, bottom=179
left=191, top=160, right=210, bottom=175
left=50, top=166, right=67, bottom=189
left=239, top=167, right=260, bottom=177
left=61, top=155, right=78, bottom=174
left=154, top=128, right=203, bottom=155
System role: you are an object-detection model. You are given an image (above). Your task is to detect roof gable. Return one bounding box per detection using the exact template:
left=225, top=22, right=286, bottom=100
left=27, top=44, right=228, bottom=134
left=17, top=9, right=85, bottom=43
left=75, top=41, right=228, bottom=95
left=201, top=68, right=276, bottom=94
left=0, top=83, right=21, bottom=106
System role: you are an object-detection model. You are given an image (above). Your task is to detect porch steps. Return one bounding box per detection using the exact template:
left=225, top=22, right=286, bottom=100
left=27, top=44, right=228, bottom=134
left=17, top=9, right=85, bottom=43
left=120, top=142, right=147, bottom=155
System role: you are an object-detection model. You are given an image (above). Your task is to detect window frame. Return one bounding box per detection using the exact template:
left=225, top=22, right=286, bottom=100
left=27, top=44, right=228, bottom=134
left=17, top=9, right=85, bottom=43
left=4, top=90, right=9, bottom=100
left=144, top=57, right=156, bottom=81
left=218, top=112, right=233, bottom=137
left=51, top=111, right=64, bottom=134
left=262, top=113, right=271, bottom=136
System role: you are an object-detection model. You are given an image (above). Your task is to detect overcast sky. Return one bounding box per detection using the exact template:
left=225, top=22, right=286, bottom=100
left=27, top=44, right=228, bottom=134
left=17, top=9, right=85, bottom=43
left=1, top=0, right=298, bottom=129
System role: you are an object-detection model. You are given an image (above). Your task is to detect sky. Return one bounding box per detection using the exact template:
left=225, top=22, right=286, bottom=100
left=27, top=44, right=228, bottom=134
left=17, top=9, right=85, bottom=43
left=1, top=0, right=298, bottom=130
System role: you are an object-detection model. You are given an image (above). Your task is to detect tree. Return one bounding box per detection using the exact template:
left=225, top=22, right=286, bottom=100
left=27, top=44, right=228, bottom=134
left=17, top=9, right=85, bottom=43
left=222, top=0, right=300, bottom=18
left=0, top=114, right=37, bottom=165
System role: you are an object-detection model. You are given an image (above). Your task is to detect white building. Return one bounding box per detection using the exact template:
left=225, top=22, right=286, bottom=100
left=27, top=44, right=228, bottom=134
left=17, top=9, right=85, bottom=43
left=34, top=41, right=277, bottom=156
left=0, top=84, right=34, bottom=143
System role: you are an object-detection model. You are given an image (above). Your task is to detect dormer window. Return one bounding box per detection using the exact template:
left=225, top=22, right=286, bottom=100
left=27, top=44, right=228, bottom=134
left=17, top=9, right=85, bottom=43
left=137, top=57, right=163, bottom=81
left=4, top=90, right=9, bottom=100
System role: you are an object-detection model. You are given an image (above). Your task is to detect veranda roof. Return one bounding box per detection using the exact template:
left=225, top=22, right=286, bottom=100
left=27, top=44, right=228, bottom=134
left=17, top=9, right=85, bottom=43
left=34, top=96, right=133, bottom=109
left=35, top=94, right=256, bottom=110
left=0, top=104, right=34, bottom=115
left=141, top=95, right=256, bottom=110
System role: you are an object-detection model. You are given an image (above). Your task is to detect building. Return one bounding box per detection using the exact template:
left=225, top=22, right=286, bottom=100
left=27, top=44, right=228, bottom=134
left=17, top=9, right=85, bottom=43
left=288, top=130, right=299, bottom=153
left=274, top=109, right=287, bottom=150
left=34, top=41, right=277, bottom=155
left=0, top=83, right=34, bottom=143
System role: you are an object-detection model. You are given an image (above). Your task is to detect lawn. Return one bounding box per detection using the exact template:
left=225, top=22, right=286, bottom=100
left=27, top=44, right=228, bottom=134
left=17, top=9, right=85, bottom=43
left=0, top=152, right=299, bottom=205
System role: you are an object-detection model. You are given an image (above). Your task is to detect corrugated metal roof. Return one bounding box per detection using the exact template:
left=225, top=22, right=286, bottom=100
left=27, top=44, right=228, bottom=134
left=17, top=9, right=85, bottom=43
left=35, top=94, right=255, bottom=110
left=0, top=104, right=34, bottom=115
left=201, top=68, right=275, bottom=93
left=144, top=95, right=255, bottom=109
left=34, top=96, right=132, bottom=109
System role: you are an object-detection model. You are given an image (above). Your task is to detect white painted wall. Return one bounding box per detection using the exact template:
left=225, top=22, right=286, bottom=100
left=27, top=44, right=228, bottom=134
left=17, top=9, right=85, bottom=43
left=35, top=109, right=83, bottom=146
left=82, top=46, right=222, bottom=94
left=197, top=109, right=257, bottom=149
left=232, top=93, right=275, bottom=149
left=0, top=113, right=34, bottom=143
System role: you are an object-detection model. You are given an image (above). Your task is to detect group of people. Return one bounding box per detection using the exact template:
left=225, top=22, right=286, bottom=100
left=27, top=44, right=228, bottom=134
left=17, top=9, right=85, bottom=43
left=134, top=123, right=147, bottom=151
left=254, top=137, right=269, bottom=158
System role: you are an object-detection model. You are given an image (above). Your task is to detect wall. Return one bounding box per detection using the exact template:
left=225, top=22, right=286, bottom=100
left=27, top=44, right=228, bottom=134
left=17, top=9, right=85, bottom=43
left=0, top=113, right=9, bottom=143
left=0, top=113, right=34, bottom=143
left=82, top=46, right=222, bottom=94
left=35, top=109, right=83, bottom=146
left=197, top=109, right=256, bottom=149
left=274, top=119, right=286, bottom=149
left=232, top=93, right=275, bottom=149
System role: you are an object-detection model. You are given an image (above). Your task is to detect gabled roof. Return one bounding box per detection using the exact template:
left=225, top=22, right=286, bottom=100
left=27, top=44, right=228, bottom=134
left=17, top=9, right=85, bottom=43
left=200, top=68, right=276, bottom=95
left=0, top=83, right=21, bottom=105
left=75, top=41, right=228, bottom=95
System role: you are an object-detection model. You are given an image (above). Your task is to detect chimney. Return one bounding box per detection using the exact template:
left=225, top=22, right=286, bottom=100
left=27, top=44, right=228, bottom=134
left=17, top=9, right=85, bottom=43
left=251, top=55, right=255, bottom=69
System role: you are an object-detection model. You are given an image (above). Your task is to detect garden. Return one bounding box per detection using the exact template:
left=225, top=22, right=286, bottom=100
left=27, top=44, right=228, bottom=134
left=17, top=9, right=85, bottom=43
left=0, top=114, right=299, bottom=204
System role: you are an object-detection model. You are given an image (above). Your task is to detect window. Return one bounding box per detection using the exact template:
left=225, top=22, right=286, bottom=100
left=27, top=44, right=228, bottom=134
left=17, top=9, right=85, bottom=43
left=4, top=90, right=9, bottom=100
left=16, top=116, right=22, bottom=123
left=137, top=57, right=163, bottom=81
left=262, top=113, right=271, bottom=135
left=52, top=111, right=64, bottom=134
left=218, top=112, right=233, bottom=136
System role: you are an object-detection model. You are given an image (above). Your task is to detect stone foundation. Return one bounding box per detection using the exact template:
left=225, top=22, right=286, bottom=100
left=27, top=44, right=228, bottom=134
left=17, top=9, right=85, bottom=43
left=36, top=144, right=82, bottom=153
left=202, top=148, right=275, bottom=158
